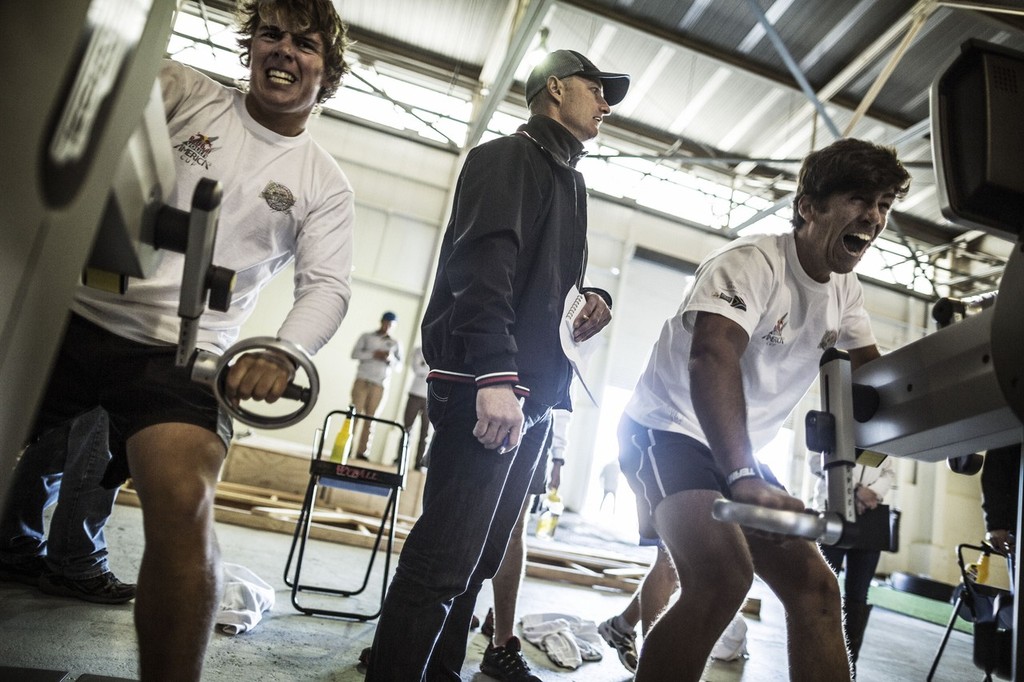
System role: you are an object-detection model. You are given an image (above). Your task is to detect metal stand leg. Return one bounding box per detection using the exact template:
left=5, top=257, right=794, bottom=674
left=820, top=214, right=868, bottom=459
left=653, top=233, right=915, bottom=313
left=927, top=592, right=965, bottom=681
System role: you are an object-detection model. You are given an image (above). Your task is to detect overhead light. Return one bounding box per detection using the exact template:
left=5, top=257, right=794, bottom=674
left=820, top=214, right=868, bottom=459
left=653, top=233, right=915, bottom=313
left=524, top=27, right=550, bottom=73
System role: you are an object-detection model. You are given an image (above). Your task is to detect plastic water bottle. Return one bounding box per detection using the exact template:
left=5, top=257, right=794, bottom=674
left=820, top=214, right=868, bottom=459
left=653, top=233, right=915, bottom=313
left=535, top=489, right=564, bottom=539
left=329, top=406, right=355, bottom=463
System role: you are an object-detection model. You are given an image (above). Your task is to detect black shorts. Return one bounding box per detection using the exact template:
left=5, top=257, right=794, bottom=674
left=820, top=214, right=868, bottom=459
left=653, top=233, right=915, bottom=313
left=32, top=313, right=232, bottom=485
left=528, top=420, right=554, bottom=496
left=617, top=413, right=781, bottom=543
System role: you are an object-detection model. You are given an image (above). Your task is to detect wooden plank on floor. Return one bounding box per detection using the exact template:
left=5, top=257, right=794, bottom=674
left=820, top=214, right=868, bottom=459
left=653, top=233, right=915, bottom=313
left=525, top=561, right=640, bottom=591
left=115, top=482, right=643, bottom=593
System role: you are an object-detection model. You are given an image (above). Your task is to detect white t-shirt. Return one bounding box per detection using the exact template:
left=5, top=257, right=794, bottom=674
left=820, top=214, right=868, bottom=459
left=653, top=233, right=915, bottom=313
left=625, top=231, right=875, bottom=454
left=74, top=60, right=354, bottom=355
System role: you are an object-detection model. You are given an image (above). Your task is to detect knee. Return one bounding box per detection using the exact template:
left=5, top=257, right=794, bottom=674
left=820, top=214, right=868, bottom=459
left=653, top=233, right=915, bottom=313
left=779, top=553, right=843, bottom=613
left=140, top=472, right=216, bottom=531
left=681, top=552, right=753, bottom=614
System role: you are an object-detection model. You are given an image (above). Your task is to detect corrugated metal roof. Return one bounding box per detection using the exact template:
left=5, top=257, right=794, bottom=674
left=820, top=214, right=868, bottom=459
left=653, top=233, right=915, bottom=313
left=194, top=0, right=1024, bottom=295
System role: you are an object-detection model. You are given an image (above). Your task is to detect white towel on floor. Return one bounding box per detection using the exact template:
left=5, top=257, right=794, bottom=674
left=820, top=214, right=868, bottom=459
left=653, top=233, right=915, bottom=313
left=710, top=613, right=749, bottom=661
left=520, top=612, right=604, bottom=669
left=216, top=563, right=275, bottom=635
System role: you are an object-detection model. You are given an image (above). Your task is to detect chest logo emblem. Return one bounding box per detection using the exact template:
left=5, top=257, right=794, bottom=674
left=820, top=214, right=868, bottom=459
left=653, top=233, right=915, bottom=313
left=762, top=313, right=788, bottom=346
left=174, top=132, right=218, bottom=169
left=261, top=181, right=295, bottom=213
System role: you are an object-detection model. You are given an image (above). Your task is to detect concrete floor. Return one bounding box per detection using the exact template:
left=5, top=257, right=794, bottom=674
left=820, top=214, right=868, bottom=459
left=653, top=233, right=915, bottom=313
left=0, top=502, right=982, bottom=681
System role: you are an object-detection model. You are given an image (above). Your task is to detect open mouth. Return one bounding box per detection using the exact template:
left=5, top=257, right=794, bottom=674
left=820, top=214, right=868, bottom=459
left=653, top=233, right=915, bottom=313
left=842, top=232, right=872, bottom=256
left=267, top=69, right=296, bottom=85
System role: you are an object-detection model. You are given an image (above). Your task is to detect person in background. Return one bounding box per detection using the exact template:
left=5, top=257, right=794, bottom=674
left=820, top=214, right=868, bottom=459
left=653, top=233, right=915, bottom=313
left=349, top=311, right=402, bottom=460
left=598, top=458, right=620, bottom=513
left=599, top=545, right=676, bottom=674
left=811, top=456, right=896, bottom=668
left=617, top=137, right=910, bottom=680
left=0, top=407, right=134, bottom=604
left=366, top=49, right=628, bottom=680
left=981, top=444, right=1021, bottom=557
left=0, top=0, right=355, bottom=678
left=402, top=345, right=431, bottom=469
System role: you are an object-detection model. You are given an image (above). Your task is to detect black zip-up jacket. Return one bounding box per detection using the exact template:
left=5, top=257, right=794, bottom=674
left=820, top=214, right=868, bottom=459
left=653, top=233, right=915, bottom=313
left=421, top=115, right=610, bottom=410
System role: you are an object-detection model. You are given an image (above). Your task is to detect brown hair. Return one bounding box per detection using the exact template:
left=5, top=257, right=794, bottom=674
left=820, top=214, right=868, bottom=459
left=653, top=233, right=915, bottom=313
left=792, top=138, right=911, bottom=229
left=236, top=0, right=351, bottom=104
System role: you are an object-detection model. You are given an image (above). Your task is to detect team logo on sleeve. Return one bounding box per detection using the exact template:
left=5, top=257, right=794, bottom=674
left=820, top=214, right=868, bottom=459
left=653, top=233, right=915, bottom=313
left=818, top=330, right=839, bottom=350
left=260, top=181, right=296, bottom=213
left=174, top=132, right=219, bottom=169
left=762, top=313, right=788, bottom=346
left=715, top=291, right=747, bottom=311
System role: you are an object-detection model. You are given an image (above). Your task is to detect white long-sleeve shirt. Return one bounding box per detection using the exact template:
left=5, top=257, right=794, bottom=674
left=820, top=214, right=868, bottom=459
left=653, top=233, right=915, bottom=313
left=351, top=330, right=402, bottom=386
left=74, top=60, right=354, bottom=355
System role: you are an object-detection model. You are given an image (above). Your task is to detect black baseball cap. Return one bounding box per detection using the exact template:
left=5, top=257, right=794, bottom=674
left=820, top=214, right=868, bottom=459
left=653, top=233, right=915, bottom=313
left=525, top=49, right=630, bottom=106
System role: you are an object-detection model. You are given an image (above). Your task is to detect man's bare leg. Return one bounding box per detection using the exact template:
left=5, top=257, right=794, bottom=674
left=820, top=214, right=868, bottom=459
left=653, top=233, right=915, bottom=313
left=128, top=423, right=225, bottom=681
left=490, top=495, right=532, bottom=645
left=635, top=490, right=753, bottom=681
left=747, top=534, right=850, bottom=682
left=639, top=545, right=678, bottom=635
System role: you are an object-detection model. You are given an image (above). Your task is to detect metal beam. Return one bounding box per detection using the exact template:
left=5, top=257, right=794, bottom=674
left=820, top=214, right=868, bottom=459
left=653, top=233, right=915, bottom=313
left=843, top=7, right=933, bottom=135
left=743, top=0, right=842, bottom=139
left=464, top=0, right=554, bottom=150
left=936, top=0, right=1024, bottom=16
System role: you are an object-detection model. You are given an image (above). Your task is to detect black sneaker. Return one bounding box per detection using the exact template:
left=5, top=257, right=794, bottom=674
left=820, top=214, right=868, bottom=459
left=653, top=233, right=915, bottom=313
left=39, top=570, right=136, bottom=604
left=480, top=636, right=541, bottom=682
left=481, top=606, right=495, bottom=638
left=0, top=556, right=47, bottom=586
left=598, top=617, right=639, bottom=673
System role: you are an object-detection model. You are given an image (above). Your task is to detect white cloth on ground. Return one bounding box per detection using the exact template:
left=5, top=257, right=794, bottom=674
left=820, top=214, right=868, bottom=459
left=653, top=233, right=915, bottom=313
left=520, top=612, right=604, bottom=669
left=710, top=613, right=749, bottom=661
left=216, top=563, right=276, bottom=635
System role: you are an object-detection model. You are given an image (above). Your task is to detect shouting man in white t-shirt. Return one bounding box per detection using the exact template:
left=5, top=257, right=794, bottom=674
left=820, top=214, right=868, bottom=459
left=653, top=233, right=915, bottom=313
left=616, top=138, right=910, bottom=681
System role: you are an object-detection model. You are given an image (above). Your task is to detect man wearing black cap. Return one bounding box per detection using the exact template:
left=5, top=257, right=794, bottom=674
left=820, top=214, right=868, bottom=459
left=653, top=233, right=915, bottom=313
left=349, top=311, right=402, bottom=460
left=366, top=50, right=629, bottom=681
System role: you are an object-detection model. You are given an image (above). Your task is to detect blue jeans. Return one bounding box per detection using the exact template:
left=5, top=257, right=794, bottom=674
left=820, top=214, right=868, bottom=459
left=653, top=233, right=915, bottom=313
left=0, top=406, right=117, bottom=579
left=367, top=382, right=551, bottom=681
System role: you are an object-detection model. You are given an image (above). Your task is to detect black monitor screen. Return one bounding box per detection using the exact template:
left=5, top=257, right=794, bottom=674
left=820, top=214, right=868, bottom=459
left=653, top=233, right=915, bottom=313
left=931, top=39, right=1024, bottom=241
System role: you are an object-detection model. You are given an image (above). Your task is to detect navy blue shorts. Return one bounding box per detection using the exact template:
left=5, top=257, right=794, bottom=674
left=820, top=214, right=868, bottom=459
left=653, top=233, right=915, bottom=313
left=617, top=413, right=782, bottom=543
left=32, top=313, right=232, bottom=486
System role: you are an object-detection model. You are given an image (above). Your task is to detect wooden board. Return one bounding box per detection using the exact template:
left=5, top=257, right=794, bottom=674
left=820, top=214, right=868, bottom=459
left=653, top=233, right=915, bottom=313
left=115, top=481, right=648, bottom=593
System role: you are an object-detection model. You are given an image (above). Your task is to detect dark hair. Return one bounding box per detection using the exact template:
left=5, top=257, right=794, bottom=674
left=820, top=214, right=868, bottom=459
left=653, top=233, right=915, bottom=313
left=791, top=138, right=911, bottom=229
left=236, top=0, right=351, bottom=104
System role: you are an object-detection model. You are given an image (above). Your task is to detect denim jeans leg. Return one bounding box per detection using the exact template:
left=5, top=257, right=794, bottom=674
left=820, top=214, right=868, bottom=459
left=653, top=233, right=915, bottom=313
left=0, top=421, right=74, bottom=565
left=48, top=407, right=115, bottom=579
left=426, top=414, right=551, bottom=679
left=367, top=383, right=547, bottom=681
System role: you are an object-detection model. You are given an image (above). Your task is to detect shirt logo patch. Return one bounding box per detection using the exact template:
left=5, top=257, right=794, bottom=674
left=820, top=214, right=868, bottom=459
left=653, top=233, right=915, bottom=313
left=818, top=330, right=839, bottom=350
left=261, top=181, right=295, bottom=213
left=715, top=291, right=747, bottom=311
left=174, top=132, right=218, bottom=169
left=762, top=313, right=788, bottom=346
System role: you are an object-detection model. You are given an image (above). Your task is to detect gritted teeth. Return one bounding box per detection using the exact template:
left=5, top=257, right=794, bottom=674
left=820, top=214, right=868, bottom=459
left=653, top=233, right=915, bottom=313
left=267, top=69, right=296, bottom=83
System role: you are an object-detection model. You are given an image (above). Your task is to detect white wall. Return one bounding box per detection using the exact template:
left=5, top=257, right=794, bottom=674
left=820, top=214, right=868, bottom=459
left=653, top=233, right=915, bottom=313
left=236, top=112, right=985, bottom=584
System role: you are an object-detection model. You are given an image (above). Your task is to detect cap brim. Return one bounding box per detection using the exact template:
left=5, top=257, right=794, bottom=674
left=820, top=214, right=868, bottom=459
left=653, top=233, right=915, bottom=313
left=598, top=74, right=630, bottom=106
